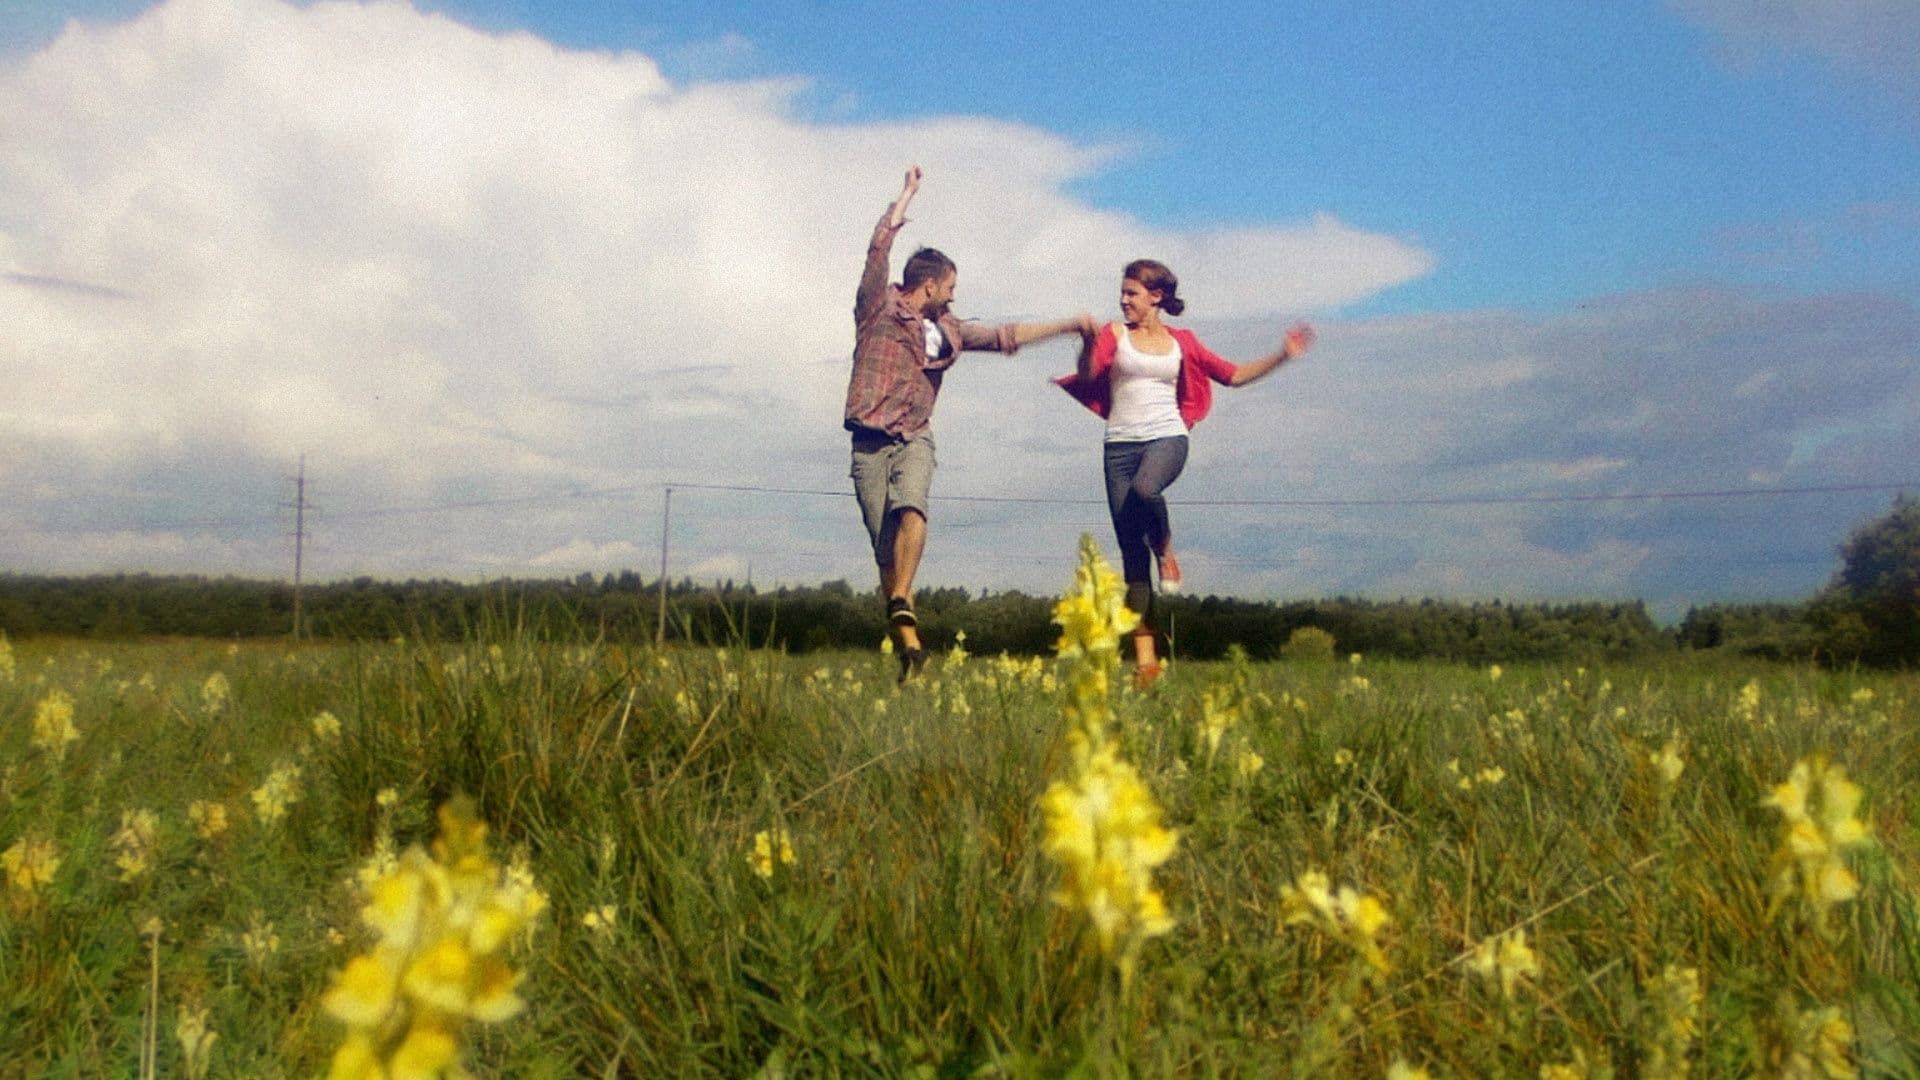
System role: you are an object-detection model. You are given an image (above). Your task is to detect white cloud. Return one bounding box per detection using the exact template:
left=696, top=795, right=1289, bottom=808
left=3, top=0, right=1912, bottom=620
left=1675, top=0, right=1920, bottom=112
left=0, top=0, right=1426, bottom=539
left=527, top=538, right=647, bottom=571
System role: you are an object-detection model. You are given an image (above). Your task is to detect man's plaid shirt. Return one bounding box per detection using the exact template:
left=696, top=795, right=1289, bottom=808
left=843, top=211, right=1018, bottom=440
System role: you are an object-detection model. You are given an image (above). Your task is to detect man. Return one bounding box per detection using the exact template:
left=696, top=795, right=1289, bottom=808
left=845, top=165, right=1090, bottom=682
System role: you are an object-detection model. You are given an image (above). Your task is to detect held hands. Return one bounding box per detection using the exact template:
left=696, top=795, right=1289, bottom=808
left=1282, top=322, right=1316, bottom=360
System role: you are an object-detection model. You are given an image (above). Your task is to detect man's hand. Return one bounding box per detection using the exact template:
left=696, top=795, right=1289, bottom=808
left=889, top=165, right=923, bottom=228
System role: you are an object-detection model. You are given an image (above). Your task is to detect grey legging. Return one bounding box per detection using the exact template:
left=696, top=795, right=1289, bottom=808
left=1104, top=435, right=1188, bottom=621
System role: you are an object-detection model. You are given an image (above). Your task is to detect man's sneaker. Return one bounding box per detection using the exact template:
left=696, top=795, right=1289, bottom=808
left=887, top=596, right=917, bottom=627
left=1157, top=549, right=1182, bottom=594
left=897, top=646, right=928, bottom=685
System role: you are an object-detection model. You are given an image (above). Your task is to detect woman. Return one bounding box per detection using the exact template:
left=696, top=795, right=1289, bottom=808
left=1056, top=259, right=1314, bottom=687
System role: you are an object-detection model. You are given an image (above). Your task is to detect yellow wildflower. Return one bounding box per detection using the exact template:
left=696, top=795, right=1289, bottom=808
left=1488, top=664, right=1503, bottom=681
left=1333, top=747, right=1355, bottom=770
left=1039, top=746, right=1178, bottom=957
left=1773, top=1002, right=1856, bottom=1079
left=201, top=672, right=231, bottom=715
left=581, top=904, right=618, bottom=936
left=251, top=761, right=305, bottom=827
left=1388, top=1060, right=1433, bottom=1080
left=1199, top=689, right=1234, bottom=758
left=1650, top=740, right=1686, bottom=786
left=322, top=798, right=541, bottom=1079
left=175, top=1004, right=218, bottom=1080
left=1763, top=756, right=1872, bottom=923
left=3, top=836, right=61, bottom=908
left=1644, top=964, right=1702, bottom=1079
left=240, top=910, right=281, bottom=970
left=1278, top=868, right=1393, bottom=976
left=1468, top=927, right=1540, bottom=1000
left=1040, top=538, right=1175, bottom=989
left=109, top=808, right=161, bottom=883
left=748, top=829, right=796, bottom=879
left=1236, top=748, right=1265, bottom=778
left=32, top=688, right=80, bottom=761
left=1051, top=537, right=1138, bottom=661
left=1539, top=1049, right=1608, bottom=1079
left=311, top=710, right=343, bottom=740
left=187, top=800, right=229, bottom=841
left=0, top=633, right=13, bottom=682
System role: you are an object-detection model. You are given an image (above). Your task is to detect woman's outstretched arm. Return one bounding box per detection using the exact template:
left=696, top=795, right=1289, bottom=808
left=1229, top=322, right=1316, bottom=386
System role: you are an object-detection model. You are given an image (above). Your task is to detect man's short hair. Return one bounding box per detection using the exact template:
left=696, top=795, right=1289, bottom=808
left=901, top=247, right=956, bottom=291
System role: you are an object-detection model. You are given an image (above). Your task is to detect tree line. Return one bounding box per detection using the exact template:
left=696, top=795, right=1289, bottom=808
left=3, top=498, right=1913, bottom=666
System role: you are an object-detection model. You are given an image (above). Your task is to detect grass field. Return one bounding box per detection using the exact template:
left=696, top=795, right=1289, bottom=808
left=2, top=558, right=1917, bottom=1077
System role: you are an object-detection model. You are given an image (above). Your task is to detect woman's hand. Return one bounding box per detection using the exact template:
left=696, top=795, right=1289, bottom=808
left=1282, top=322, right=1316, bottom=360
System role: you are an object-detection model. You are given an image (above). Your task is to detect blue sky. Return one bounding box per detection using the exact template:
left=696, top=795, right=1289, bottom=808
left=394, top=0, right=1920, bottom=314
left=2, top=0, right=1916, bottom=620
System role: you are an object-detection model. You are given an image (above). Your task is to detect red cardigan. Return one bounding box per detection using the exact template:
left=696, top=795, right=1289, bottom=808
left=1054, top=324, right=1238, bottom=430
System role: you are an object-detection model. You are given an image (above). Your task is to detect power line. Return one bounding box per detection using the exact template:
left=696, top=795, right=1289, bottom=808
left=0, top=477, right=1910, bottom=539
left=664, top=479, right=1915, bottom=509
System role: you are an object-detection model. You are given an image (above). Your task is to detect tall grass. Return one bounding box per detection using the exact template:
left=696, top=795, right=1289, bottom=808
left=1, top=618, right=1915, bottom=1076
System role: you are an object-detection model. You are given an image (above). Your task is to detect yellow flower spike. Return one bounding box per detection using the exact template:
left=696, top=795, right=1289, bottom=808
left=1341, top=892, right=1392, bottom=940
left=387, top=1020, right=458, bottom=1080
left=1813, top=763, right=1868, bottom=846
left=1765, top=763, right=1812, bottom=823
left=3, top=837, right=61, bottom=903
left=1764, top=755, right=1873, bottom=924
left=1278, top=870, right=1336, bottom=927
left=1038, top=538, right=1176, bottom=983
left=1812, top=859, right=1860, bottom=907
left=467, top=958, right=526, bottom=1023
left=403, top=938, right=475, bottom=1015
left=365, top=867, right=429, bottom=947
left=323, top=953, right=403, bottom=1029
left=31, top=688, right=80, bottom=760
left=327, top=1032, right=388, bottom=1080
left=1650, top=741, right=1685, bottom=785
left=1469, top=929, right=1540, bottom=1000
left=187, top=800, right=229, bottom=841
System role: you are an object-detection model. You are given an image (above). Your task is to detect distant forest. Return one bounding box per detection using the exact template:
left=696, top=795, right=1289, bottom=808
left=0, top=569, right=1859, bottom=666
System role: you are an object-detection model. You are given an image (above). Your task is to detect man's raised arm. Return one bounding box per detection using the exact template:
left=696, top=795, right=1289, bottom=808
left=855, top=166, right=922, bottom=324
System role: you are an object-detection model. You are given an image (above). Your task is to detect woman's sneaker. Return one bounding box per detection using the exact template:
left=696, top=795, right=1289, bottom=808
left=1157, top=550, right=1182, bottom=594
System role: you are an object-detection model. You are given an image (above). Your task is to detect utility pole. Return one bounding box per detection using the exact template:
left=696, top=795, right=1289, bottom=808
left=290, top=455, right=308, bottom=641
left=655, top=485, right=672, bottom=647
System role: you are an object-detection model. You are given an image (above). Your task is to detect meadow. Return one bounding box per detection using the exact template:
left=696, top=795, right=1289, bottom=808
left=2, top=550, right=1916, bottom=1078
